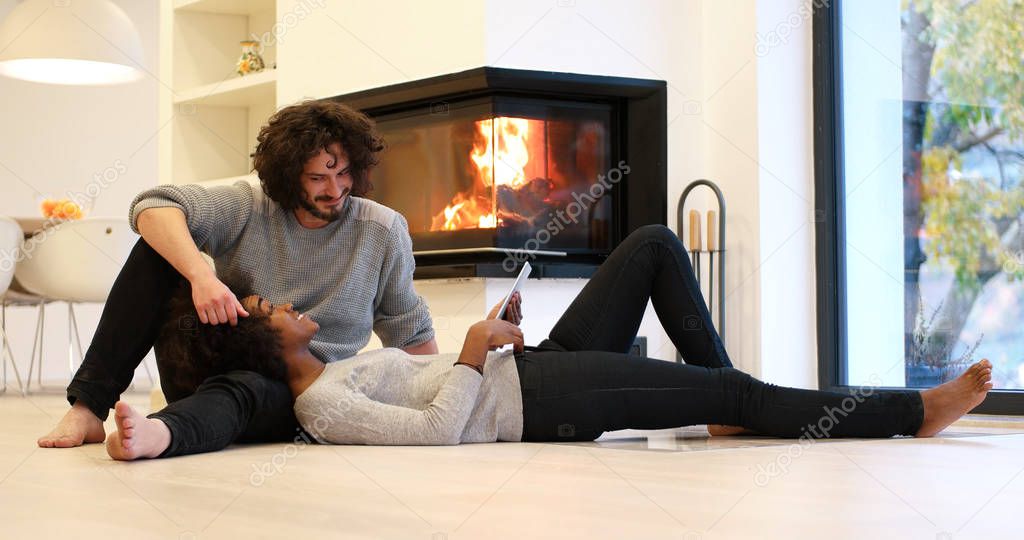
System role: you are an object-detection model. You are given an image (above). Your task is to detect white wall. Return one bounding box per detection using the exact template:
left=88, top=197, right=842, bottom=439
left=0, top=0, right=159, bottom=385
left=693, top=0, right=818, bottom=386
left=275, top=0, right=487, bottom=105
left=698, top=2, right=763, bottom=377
left=753, top=0, right=817, bottom=386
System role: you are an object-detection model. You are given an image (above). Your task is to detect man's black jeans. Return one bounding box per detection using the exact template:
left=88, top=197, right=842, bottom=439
left=67, top=239, right=301, bottom=457
left=515, top=225, right=924, bottom=441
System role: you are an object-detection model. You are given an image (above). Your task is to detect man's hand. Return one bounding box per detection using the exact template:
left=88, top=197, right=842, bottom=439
left=190, top=273, right=248, bottom=326
left=486, top=291, right=523, bottom=325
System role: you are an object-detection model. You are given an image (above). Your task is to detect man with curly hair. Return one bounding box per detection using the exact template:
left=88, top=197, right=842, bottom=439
left=37, top=100, right=438, bottom=457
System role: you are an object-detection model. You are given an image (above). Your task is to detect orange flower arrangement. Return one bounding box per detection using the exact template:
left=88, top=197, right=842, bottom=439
left=40, top=198, right=84, bottom=220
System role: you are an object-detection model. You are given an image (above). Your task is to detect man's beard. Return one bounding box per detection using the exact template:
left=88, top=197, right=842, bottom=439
left=299, top=193, right=347, bottom=223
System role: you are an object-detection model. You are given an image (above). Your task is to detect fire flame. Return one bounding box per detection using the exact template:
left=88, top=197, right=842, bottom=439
left=431, top=116, right=536, bottom=231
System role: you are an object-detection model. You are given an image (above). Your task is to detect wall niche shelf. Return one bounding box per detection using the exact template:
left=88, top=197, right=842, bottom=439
left=159, top=0, right=278, bottom=185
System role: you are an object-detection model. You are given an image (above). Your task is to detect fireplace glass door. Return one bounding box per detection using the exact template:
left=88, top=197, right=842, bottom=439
left=368, top=98, right=615, bottom=254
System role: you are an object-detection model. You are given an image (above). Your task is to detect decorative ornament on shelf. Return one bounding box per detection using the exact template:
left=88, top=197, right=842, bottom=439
left=236, top=40, right=266, bottom=77
left=40, top=198, right=84, bottom=220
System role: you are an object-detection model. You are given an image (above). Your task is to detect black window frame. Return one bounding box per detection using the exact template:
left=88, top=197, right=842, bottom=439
left=812, top=1, right=1023, bottom=414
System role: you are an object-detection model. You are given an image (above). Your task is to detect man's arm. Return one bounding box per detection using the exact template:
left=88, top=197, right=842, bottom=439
left=373, top=213, right=436, bottom=349
left=402, top=337, right=438, bottom=355
left=131, top=182, right=255, bottom=326
left=136, top=207, right=248, bottom=326
left=136, top=207, right=212, bottom=283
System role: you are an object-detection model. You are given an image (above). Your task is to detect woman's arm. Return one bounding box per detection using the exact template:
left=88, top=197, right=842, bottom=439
left=294, top=320, right=524, bottom=445
left=296, top=364, right=484, bottom=445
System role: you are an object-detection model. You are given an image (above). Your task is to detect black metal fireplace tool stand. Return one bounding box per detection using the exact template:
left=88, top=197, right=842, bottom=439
left=676, top=179, right=726, bottom=362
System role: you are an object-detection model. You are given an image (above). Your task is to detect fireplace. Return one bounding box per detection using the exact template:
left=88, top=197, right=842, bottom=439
left=331, top=67, right=667, bottom=279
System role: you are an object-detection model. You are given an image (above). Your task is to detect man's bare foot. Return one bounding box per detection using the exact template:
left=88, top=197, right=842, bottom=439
left=105, top=401, right=171, bottom=461
left=916, top=359, right=993, bottom=437
left=37, top=401, right=105, bottom=448
left=708, top=425, right=749, bottom=436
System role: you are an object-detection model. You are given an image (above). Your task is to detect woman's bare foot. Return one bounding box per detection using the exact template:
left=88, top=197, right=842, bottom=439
left=105, top=401, right=171, bottom=461
left=707, top=425, right=749, bottom=436
left=916, top=359, right=993, bottom=437
left=37, top=402, right=106, bottom=448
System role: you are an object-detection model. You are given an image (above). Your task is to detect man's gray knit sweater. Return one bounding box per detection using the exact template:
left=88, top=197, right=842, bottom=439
left=294, top=348, right=524, bottom=445
left=129, top=180, right=435, bottom=361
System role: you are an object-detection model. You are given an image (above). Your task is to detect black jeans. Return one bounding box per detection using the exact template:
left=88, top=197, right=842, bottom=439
left=515, top=225, right=924, bottom=441
left=66, top=239, right=300, bottom=457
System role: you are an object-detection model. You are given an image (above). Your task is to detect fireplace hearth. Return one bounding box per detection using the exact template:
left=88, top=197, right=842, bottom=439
left=331, top=67, right=667, bottom=279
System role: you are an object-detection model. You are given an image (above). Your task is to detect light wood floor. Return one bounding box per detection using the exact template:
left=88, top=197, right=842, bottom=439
left=2, top=391, right=1023, bottom=539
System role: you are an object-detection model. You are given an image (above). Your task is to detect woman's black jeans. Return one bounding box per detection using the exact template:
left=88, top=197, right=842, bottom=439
left=66, top=239, right=301, bottom=457
left=515, top=224, right=924, bottom=441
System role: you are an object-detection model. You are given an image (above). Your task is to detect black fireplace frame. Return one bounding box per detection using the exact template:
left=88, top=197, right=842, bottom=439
left=329, top=67, right=667, bottom=279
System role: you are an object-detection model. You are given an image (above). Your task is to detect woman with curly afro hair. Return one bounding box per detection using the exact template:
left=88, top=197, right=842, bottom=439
left=153, top=273, right=286, bottom=402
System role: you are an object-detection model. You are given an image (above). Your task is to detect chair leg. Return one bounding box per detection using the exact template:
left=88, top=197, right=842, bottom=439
left=1, top=303, right=25, bottom=396
left=1, top=302, right=5, bottom=394
left=67, top=302, right=154, bottom=392
left=68, top=302, right=77, bottom=379
left=29, top=301, right=46, bottom=391
left=1, top=327, right=25, bottom=396
left=25, top=303, right=43, bottom=393
left=27, top=302, right=65, bottom=393
left=25, top=304, right=36, bottom=391
left=23, top=302, right=153, bottom=393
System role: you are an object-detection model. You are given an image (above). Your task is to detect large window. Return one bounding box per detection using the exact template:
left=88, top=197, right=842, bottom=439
left=815, top=0, right=1024, bottom=413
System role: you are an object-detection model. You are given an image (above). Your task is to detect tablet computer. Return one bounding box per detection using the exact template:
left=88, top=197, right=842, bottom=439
left=496, top=261, right=532, bottom=321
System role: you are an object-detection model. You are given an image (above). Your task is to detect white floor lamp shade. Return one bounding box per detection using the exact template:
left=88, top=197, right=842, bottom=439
left=0, top=0, right=143, bottom=85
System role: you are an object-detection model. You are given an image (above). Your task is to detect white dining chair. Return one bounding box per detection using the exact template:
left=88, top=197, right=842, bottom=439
left=0, top=217, right=26, bottom=395
left=15, top=217, right=153, bottom=390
